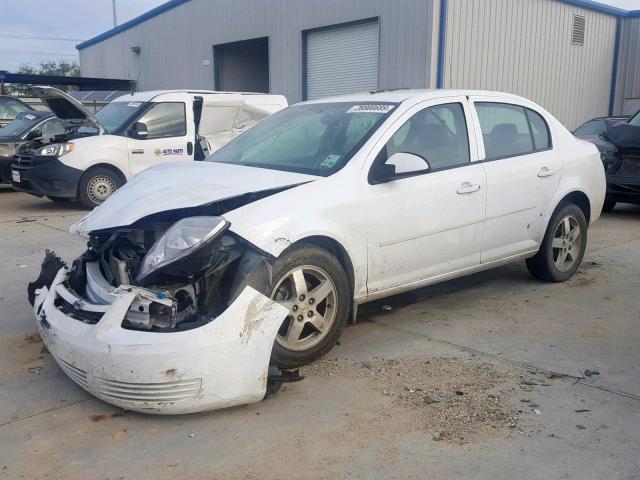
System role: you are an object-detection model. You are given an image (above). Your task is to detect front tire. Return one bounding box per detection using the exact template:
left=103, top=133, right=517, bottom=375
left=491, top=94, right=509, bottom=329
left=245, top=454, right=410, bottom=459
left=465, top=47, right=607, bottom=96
left=526, top=203, right=587, bottom=282
left=264, top=245, right=350, bottom=368
left=78, top=167, right=124, bottom=209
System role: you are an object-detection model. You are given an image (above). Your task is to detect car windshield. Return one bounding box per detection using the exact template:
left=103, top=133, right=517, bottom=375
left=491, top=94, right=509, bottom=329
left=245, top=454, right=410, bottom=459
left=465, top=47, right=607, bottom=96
left=629, top=111, right=640, bottom=127
left=96, top=100, right=148, bottom=134
left=0, top=97, right=31, bottom=120
left=208, top=102, right=397, bottom=176
left=0, top=112, right=42, bottom=137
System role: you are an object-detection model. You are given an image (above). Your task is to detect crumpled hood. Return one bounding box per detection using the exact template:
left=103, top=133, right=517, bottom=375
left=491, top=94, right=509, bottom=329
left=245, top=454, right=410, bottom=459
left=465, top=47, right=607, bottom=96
left=70, top=162, right=318, bottom=235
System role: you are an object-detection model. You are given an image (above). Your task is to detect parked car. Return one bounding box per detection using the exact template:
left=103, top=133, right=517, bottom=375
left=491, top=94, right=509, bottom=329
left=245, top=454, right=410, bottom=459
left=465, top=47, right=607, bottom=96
left=29, top=90, right=605, bottom=414
left=580, top=110, right=640, bottom=210
left=0, top=95, right=34, bottom=128
left=573, top=115, right=628, bottom=142
left=12, top=87, right=287, bottom=207
left=0, top=110, right=66, bottom=186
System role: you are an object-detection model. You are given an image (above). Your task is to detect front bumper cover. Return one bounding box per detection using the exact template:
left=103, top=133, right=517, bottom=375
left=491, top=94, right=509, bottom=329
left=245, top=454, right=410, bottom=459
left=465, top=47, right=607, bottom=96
left=34, top=267, right=289, bottom=414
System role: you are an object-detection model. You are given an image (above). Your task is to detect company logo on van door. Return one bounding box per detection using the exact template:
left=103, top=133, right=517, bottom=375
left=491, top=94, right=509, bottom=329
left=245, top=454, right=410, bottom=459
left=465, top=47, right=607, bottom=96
left=155, top=147, right=185, bottom=156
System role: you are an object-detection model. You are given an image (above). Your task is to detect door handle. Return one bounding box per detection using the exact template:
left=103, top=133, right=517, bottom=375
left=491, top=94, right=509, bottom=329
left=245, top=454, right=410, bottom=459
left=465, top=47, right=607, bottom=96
left=187, top=141, right=193, bottom=156
left=457, top=182, right=481, bottom=194
left=537, top=166, right=556, bottom=177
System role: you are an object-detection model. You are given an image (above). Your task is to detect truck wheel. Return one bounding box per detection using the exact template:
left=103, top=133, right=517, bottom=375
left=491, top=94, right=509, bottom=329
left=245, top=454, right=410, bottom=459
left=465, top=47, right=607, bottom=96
left=245, top=244, right=350, bottom=368
left=526, top=203, right=587, bottom=282
left=78, top=168, right=123, bottom=209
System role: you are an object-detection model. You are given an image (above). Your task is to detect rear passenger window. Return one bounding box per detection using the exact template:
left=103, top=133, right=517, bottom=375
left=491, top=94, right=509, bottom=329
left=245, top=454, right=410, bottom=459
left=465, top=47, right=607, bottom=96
left=476, top=103, right=533, bottom=160
left=525, top=108, right=551, bottom=150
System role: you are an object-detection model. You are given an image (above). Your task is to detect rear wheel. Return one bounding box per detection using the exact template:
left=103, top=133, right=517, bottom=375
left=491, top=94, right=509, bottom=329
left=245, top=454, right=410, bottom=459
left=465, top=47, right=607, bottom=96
left=78, top=167, right=124, bottom=209
left=526, top=203, right=587, bottom=282
left=267, top=245, right=350, bottom=368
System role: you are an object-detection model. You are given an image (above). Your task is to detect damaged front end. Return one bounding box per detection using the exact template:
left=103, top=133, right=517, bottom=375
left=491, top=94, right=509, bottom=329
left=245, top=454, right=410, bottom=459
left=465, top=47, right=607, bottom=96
left=30, top=212, right=301, bottom=414
left=598, top=124, right=640, bottom=205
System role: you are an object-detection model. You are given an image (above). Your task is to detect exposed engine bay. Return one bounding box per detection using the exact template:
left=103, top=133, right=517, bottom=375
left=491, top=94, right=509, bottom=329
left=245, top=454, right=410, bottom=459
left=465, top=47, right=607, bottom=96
left=50, top=191, right=287, bottom=332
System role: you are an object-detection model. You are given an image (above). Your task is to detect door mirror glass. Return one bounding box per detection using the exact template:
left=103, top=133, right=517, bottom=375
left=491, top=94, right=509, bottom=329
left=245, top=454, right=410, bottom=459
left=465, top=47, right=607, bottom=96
left=129, top=121, right=149, bottom=139
left=370, top=152, right=430, bottom=184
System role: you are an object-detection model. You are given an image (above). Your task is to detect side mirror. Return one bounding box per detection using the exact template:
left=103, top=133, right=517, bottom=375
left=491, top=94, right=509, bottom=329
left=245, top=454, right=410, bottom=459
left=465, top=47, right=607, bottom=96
left=370, top=152, right=430, bottom=184
left=129, top=122, right=149, bottom=139
left=26, top=129, right=42, bottom=140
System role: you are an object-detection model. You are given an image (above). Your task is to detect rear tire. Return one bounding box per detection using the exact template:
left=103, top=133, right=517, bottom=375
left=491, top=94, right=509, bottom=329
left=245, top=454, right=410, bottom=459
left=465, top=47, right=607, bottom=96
left=602, top=198, right=616, bottom=212
left=78, top=167, right=124, bottom=209
left=526, top=203, right=587, bottom=282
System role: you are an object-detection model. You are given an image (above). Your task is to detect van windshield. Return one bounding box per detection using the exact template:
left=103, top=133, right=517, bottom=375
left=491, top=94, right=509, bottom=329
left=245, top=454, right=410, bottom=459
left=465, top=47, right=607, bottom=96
left=208, top=102, right=397, bottom=176
left=96, top=100, right=147, bottom=134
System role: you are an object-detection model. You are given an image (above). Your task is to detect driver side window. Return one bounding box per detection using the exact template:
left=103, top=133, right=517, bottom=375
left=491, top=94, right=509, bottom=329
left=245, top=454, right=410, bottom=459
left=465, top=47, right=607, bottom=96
left=385, top=103, right=470, bottom=171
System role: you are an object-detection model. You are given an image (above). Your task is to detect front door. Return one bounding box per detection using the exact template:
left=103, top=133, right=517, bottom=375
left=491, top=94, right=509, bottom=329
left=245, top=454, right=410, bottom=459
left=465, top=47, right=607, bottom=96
left=468, top=99, right=562, bottom=263
left=365, top=99, right=487, bottom=295
left=126, top=101, right=193, bottom=178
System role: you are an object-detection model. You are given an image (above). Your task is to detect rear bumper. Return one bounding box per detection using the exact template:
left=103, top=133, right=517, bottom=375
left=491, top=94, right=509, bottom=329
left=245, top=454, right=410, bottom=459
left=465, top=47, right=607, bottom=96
left=34, top=268, right=288, bottom=414
left=606, top=175, right=640, bottom=205
left=11, top=158, right=82, bottom=198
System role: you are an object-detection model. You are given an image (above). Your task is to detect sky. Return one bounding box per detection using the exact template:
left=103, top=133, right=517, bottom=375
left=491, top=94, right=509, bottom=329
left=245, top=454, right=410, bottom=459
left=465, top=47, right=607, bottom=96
left=0, top=0, right=639, bottom=72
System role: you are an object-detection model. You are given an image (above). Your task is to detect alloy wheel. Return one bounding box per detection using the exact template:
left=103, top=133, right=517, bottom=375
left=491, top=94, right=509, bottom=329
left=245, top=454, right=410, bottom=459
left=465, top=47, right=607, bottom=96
left=271, top=265, right=338, bottom=351
left=552, top=214, right=582, bottom=272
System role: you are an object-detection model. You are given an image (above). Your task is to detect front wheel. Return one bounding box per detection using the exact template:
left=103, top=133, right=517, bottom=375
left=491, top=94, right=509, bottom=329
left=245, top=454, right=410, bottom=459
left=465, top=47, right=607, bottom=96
left=602, top=198, right=616, bottom=212
left=265, top=245, right=350, bottom=368
left=526, top=203, right=587, bottom=282
left=78, top=167, right=123, bottom=209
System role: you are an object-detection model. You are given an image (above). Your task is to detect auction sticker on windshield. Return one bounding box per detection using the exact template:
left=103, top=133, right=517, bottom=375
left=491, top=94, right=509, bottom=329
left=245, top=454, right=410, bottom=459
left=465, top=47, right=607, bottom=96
left=346, top=104, right=395, bottom=114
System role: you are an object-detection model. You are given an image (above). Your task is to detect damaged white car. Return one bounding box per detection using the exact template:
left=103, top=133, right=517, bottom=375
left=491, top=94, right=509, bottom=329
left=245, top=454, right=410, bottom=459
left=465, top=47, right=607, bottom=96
left=31, top=90, right=605, bottom=414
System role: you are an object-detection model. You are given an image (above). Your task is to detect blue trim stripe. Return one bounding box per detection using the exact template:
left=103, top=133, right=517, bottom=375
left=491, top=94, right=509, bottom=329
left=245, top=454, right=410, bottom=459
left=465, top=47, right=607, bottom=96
left=559, top=0, right=631, bottom=17
left=76, top=0, right=191, bottom=50
left=436, top=0, right=448, bottom=89
left=609, top=16, right=622, bottom=115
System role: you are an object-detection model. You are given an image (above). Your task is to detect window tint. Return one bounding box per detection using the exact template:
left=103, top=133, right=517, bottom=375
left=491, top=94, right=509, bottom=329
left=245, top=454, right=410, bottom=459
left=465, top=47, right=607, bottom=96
left=526, top=108, right=551, bottom=149
left=41, top=119, right=66, bottom=137
left=476, top=103, right=533, bottom=160
left=385, top=103, right=470, bottom=170
left=136, top=102, right=186, bottom=139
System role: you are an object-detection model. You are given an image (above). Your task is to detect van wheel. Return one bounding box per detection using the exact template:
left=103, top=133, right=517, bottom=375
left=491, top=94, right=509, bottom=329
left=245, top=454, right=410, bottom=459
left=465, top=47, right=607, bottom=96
left=526, top=203, right=587, bottom=282
left=78, top=168, right=124, bottom=209
left=602, top=198, right=616, bottom=212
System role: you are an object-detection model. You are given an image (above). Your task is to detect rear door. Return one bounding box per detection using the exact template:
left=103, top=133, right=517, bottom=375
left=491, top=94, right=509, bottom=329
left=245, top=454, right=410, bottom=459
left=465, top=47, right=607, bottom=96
left=126, top=101, right=194, bottom=177
left=469, top=98, right=561, bottom=263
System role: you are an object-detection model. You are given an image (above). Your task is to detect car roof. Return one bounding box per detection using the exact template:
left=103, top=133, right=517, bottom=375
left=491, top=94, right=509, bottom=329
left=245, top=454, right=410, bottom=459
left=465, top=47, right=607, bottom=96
left=301, top=89, right=532, bottom=105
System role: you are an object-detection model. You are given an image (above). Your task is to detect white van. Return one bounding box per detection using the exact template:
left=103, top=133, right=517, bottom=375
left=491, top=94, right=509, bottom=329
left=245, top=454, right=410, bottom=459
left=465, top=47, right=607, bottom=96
left=11, top=87, right=287, bottom=207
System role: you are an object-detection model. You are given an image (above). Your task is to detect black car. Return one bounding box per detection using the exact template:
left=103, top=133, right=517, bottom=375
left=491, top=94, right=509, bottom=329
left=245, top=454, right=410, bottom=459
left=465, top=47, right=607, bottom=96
left=573, top=115, right=629, bottom=141
left=0, top=95, right=34, bottom=128
left=0, top=111, right=66, bottom=184
left=581, top=111, right=640, bottom=211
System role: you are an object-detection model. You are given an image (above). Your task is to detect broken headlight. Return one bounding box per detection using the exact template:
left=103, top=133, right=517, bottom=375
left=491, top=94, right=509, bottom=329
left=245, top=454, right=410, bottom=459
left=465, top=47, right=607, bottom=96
left=136, top=216, right=229, bottom=283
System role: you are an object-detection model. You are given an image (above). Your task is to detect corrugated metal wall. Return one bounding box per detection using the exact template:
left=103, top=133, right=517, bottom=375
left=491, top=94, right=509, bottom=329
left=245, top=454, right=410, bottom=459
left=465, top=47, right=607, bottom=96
left=79, top=0, right=438, bottom=103
left=443, top=0, right=617, bottom=129
left=613, top=17, right=640, bottom=115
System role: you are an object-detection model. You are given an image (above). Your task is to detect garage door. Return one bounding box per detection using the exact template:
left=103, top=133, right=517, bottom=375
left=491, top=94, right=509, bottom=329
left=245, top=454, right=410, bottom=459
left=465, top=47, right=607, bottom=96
left=305, top=20, right=379, bottom=100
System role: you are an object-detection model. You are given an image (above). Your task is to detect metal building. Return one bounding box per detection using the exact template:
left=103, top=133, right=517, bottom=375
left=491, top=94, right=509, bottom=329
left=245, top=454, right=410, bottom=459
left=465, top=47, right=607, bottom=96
left=77, top=0, right=640, bottom=129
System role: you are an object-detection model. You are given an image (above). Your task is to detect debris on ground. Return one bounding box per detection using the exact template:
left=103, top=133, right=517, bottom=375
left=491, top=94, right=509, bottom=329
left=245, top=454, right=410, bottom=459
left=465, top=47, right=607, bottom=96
left=576, top=424, right=586, bottom=430
left=304, top=356, right=520, bottom=444
left=584, top=369, right=600, bottom=377
left=381, top=305, right=392, bottom=311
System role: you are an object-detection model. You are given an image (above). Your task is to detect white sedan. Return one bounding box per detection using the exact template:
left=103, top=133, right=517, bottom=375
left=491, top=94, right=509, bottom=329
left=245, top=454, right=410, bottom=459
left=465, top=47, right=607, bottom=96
left=30, top=90, right=605, bottom=413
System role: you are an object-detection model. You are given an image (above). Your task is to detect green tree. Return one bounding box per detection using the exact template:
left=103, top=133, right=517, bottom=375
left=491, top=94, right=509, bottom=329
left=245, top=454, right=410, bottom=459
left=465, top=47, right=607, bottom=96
left=6, top=60, right=80, bottom=95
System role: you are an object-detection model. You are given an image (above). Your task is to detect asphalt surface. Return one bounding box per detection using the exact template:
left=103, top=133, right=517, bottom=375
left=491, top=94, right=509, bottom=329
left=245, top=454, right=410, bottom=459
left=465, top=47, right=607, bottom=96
left=1, top=186, right=639, bottom=479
